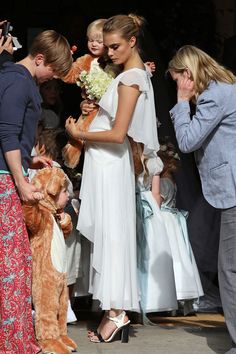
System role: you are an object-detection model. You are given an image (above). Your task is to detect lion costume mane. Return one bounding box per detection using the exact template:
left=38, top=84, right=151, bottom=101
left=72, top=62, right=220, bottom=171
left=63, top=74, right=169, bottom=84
left=23, top=167, right=77, bottom=354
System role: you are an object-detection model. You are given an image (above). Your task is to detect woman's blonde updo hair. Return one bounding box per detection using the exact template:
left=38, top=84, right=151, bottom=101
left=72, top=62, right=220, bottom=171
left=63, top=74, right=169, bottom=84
left=168, top=45, right=236, bottom=97
left=103, top=13, right=145, bottom=45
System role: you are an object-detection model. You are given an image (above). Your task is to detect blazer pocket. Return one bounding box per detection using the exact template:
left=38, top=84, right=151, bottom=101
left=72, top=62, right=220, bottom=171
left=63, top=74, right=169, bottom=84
left=210, top=162, right=231, bottom=197
left=210, top=162, right=228, bottom=175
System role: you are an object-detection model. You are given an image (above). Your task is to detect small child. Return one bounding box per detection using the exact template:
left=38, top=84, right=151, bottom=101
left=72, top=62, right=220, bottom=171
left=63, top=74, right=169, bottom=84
left=62, top=18, right=116, bottom=168
left=136, top=150, right=178, bottom=322
left=30, top=124, right=80, bottom=324
left=158, top=140, right=204, bottom=314
left=23, top=167, right=77, bottom=354
left=40, top=78, right=63, bottom=129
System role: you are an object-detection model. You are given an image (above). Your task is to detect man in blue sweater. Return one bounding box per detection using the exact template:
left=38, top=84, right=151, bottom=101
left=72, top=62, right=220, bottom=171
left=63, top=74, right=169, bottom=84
left=0, top=29, right=72, bottom=353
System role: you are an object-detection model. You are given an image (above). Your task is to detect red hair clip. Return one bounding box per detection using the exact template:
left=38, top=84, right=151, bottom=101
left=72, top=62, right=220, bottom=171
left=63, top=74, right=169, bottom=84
left=71, top=45, right=78, bottom=54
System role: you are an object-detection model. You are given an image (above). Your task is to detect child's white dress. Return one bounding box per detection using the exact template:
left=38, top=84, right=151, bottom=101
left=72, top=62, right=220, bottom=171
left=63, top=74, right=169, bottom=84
left=136, top=156, right=178, bottom=313
left=160, top=177, right=204, bottom=300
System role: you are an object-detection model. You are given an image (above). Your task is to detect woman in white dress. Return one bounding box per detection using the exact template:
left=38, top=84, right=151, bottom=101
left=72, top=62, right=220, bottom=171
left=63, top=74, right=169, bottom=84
left=65, top=13, right=159, bottom=343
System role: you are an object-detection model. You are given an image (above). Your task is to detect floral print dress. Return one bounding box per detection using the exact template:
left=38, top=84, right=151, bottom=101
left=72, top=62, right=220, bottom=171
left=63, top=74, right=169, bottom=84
left=0, top=175, right=40, bottom=353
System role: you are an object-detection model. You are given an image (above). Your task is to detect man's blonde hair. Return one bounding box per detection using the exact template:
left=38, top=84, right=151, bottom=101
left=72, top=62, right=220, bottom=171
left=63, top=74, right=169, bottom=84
left=168, top=45, right=236, bottom=97
left=29, top=30, right=72, bottom=78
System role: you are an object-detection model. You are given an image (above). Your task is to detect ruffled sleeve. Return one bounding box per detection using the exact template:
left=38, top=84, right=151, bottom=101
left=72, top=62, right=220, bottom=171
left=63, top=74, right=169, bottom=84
left=146, top=154, right=163, bottom=176
left=99, top=68, right=159, bottom=152
left=118, top=70, right=150, bottom=92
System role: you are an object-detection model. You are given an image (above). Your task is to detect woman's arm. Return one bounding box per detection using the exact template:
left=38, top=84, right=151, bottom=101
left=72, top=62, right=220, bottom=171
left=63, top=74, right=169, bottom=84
left=65, top=84, right=140, bottom=144
left=5, top=150, right=44, bottom=202
left=170, top=75, right=224, bottom=153
left=171, top=97, right=224, bottom=153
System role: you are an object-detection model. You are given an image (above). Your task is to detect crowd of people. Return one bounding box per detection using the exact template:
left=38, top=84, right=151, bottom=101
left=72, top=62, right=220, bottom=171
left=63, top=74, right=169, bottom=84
left=0, top=13, right=236, bottom=354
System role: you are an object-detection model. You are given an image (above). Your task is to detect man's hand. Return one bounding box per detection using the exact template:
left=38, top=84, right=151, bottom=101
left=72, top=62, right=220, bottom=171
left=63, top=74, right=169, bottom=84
left=0, top=21, right=13, bottom=55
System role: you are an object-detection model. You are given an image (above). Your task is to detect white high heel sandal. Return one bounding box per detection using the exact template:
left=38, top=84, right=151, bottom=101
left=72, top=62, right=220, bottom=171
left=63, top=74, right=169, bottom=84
left=90, top=311, right=130, bottom=343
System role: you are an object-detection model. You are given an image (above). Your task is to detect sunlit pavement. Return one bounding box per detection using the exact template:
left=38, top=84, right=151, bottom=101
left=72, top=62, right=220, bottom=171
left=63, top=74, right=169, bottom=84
left=67, top=312, right=231, bottom=354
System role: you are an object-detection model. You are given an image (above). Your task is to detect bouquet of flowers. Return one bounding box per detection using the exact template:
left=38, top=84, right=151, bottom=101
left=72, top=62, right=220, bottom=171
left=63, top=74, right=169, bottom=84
left=62, top=57, right=115, bottom=169
left=76, top=61, right=114, bottom=102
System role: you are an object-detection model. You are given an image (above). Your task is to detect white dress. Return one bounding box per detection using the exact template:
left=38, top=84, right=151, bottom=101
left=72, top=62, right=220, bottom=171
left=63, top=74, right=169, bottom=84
left=160, top=177, right=204, bottom=300
left=77, top=68, right=159, bottom=311
left=136, top=156, right=178, bottom=313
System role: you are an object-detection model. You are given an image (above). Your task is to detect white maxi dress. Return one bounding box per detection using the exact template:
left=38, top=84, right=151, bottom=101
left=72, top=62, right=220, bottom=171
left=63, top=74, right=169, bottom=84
left=77, top=68, right=159, bottom=311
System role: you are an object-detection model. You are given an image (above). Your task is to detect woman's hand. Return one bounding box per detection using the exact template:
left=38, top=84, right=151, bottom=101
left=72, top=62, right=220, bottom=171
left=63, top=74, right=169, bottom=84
left=18, top=179, right=44, bottom=202
left=30, top=156, right=53, bottom=169
left=176, top=71, right=195, bottom=102
left=65, top=116, right=79, bottom=139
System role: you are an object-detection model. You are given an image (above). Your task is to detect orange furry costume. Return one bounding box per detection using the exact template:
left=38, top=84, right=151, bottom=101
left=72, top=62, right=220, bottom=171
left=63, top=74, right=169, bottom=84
left=62, top=54, right=97, bottom=168
left=23, top=167, right=77, bottom=354
left=63, top=54, right=144, bottom=175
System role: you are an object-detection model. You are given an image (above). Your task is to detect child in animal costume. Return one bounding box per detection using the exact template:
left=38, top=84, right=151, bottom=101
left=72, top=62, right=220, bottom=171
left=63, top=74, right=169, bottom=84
left=62, top=18, right=117, bottom=169
left=23, top=167, right=78, bottom=354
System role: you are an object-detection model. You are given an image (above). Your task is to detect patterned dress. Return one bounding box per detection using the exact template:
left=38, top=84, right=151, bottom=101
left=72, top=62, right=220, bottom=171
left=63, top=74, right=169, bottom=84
left=0, top=175, right=40, bottom=353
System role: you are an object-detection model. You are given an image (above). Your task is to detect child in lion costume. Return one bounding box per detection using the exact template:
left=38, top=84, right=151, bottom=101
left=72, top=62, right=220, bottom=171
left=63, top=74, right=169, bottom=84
left=23, top=167, right=77, bottom=354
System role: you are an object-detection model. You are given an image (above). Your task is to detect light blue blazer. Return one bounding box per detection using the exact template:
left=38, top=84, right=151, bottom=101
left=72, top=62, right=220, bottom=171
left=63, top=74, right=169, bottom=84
left=170, top=80, right=236, bottom=209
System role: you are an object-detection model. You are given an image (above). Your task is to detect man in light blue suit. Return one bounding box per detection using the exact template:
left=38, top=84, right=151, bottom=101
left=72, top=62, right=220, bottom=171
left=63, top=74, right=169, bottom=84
left=168, top=45, right=236, bottom=354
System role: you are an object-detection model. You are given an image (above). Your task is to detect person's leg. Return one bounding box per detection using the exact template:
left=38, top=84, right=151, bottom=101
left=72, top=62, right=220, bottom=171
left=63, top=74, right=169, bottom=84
left=59, top=276, right=77, bottom=350
left=218, top=206, right=236, bottom=353
left=0, top=175, right=40, bottom=353
left=33, top=269, right=61, bottom=341
left=33, top=270, right=71, bottom=354
left=90, top=308, right=130, bottom=342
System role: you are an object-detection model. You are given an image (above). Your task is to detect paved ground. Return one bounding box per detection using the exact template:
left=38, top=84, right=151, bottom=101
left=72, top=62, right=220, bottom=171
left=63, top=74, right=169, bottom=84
left=67, top=313, right=232, bottom=354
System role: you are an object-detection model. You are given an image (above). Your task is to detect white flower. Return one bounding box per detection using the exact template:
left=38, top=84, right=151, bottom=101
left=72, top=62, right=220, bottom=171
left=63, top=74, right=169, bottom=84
left=160, top=144, right=167, bottom=152
left=76, top=63, right=114, bottom=102
left=174, top=153, right=180, bottom=160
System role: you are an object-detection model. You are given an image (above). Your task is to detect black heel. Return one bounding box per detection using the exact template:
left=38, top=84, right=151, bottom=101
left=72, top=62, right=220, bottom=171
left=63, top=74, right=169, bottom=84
left=121, top=323, right=130, bottom=343
left=90, top=311, right=131, bottom=343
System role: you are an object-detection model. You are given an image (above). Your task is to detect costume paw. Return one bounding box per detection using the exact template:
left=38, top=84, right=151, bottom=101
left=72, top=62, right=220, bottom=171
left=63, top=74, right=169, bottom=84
left=38, top=338, right=70, bottom=354
left=60, top=335, right=77, bottom=351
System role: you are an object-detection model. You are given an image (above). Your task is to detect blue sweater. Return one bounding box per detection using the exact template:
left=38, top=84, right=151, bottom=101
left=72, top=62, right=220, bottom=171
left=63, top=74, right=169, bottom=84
left=0, top=62, right=42, bottom=173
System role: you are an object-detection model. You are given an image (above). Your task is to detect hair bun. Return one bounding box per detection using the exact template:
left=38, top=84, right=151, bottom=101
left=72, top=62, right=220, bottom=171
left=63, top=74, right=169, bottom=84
left=128, top=13, right=145, bottom=28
